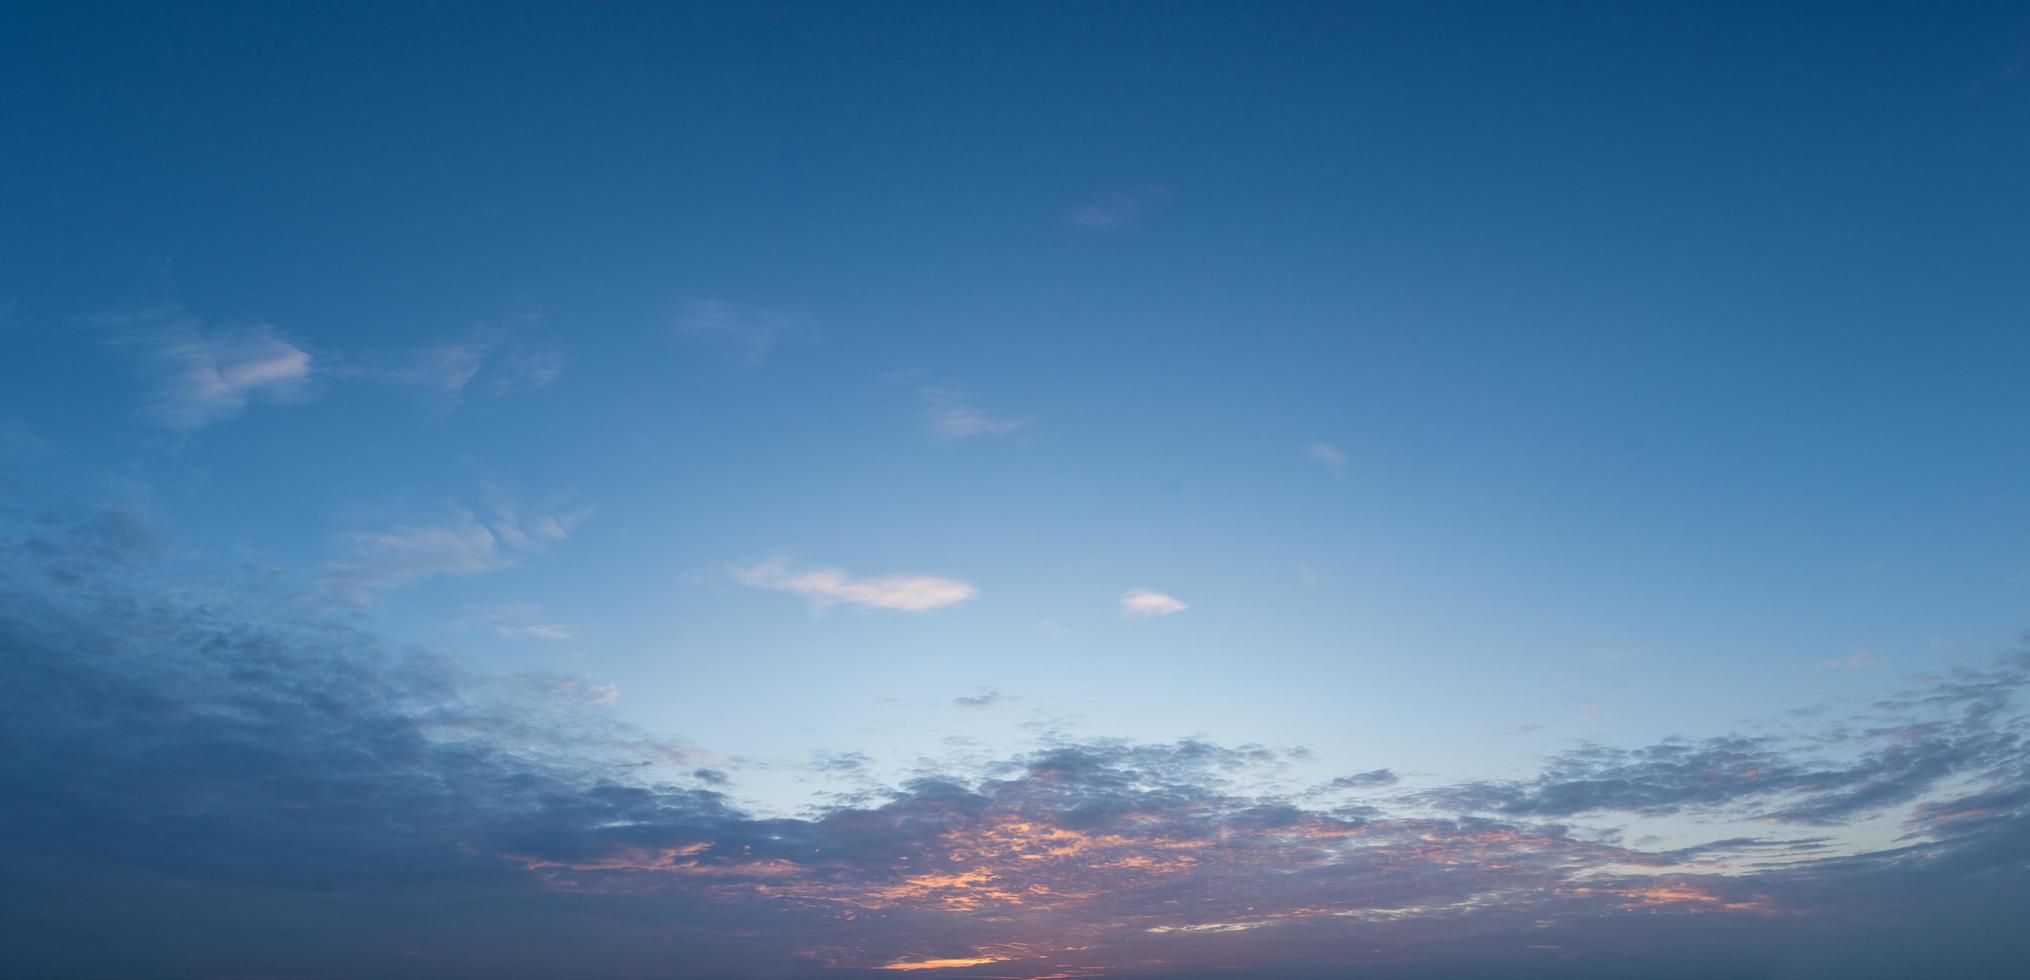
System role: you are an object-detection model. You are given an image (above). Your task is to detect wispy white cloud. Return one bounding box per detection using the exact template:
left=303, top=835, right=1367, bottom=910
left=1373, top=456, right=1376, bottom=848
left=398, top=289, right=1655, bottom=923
left=107, top=307, right=560, bottom=432
left=1121, top=589, right=1188, bottom=617
left=675, top=300, right=801, bottom=364
left=122, top=315, right=314, bottom=431
left=328, top=511, right=510, bottom=599
left=954, top=691, right=1005, bottom=709
left=1065, top=185, right=1171, bottom=230
left=564, top=681, right=617, bottom=706
left=730, top=560, right=978, bottom=612
left=357, top=331, right=565, bottom=401
left=1304, top=441, right=1349, bottom=475
left=466, top=601, right=577, bottom=642
left=327, top=497, right=590, bottom=602
left=502, top=622, right=575, bottom=641
left=490, top=347, right=566, bottom=394
left=922, top=387, right=1028, bottom=440
left=480, top=486, right=593, bottom=554
left=1816, top=650, right=1886, bottom=670
left=379, top=342, right=490, bottom=393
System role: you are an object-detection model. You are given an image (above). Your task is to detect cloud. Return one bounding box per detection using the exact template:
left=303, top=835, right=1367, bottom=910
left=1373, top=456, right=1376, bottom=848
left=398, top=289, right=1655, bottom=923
left=1421, top=657, right=2030, bottom=825
left=112, top=307, right=561, bottom=433
left=1304, top=441, right=1349, bottom=475
left=327, top=498, right=590, bottom=601
left=118, top=314, right=314, bottom=430
left=921, top=387, right=1029, bottom=440
left=464, top=601, right=577, bottom=642
left=379, top=341, right=490, bottom=393
left=674, top=300, right=799, bottom=364
left=1121, top=588, right=1188, bottom=617
left=6, top=507, right=165, bottom=586
left=9, top=505, right=2030, bottom=980
left=730, top=560, right=978, bottom=612
left=327, top=512, right=512, bottom=597
left=490, top=347, right=567, bottom=394
left=358, top=332, right=565, bottom=400
left=500, top=622, right=574, bottom=641
left=1819, top=649, right=1887, bottom=670
left=955, top=691, right=1005, bottom=709
left=1065, top=185, right=1172, bottom=230
left=1329, top=768, right=1400, bottom=789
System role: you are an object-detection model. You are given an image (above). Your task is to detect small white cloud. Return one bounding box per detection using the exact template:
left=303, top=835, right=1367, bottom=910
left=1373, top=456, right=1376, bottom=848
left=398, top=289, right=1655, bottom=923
left=1305, top=442, right=1349, bottom=475
left=1121, top=589, right=1188, bottom=617
left=1066, top=185, right=1172, bottom=230
left=922, top=387, right=1028, bottom=440
left=136, top=322, right=314, bottom=431
left=730, top=560, right=978, bottom=612
left=675, top=300, right=800, bottom=364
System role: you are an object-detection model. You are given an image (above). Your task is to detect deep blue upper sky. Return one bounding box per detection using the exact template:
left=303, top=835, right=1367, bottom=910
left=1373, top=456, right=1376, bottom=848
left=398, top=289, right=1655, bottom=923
left=3, top=3, right=2030, bottom=978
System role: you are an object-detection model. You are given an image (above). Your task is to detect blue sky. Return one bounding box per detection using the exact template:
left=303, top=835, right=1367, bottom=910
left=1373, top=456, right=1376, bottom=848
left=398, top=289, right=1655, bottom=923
left=5, top=3, right=2030, bottom=978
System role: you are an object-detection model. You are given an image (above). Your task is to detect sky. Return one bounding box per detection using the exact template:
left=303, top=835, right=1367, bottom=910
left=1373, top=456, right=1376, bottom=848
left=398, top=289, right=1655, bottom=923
left=3, top=2, right=2030, bottom=977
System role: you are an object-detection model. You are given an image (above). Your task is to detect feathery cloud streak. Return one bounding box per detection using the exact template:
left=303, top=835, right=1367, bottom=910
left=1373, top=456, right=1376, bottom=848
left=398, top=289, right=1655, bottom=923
left=732, top=560, right=979, bottom=612
left=922, top=388, right=1028, bottom=440
left=119, top=315, right=314, bottom=430
left=327, top=498, right=590, bottom=601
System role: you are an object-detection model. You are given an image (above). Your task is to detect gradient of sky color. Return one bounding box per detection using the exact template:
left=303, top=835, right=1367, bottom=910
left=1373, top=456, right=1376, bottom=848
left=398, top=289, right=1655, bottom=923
left=4, top=3, right=2030, bottom=978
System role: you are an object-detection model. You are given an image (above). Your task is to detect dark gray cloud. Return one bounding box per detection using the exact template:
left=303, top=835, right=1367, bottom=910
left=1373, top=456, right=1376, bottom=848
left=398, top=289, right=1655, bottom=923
left=3, top=513, right=2030, bottom=978
left=1423, top=659, right=2028, bottom=826
left=1329, top=768, right=1400, bottom=789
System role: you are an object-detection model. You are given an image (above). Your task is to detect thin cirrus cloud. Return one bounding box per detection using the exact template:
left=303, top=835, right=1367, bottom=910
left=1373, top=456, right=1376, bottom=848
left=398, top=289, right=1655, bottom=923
left=468, top=602, right=577, bottom=642
left=326, top=499, right=591, bottom=602
left=1121, top=588, right=1188, bottom=617
left=375, top=341, right=489, bottom=393
left=501, top=622, right=575, bottom=642
left=111, top=306, right=566, bottom=433
left=354, top=332, right=566, bottom=401
left=1305, top=441, right=1349, bottom=475
left=674, top=299, right=801, bottom=365
left=921, top=387, right=1028, bottom=440
left=117, top=314, right=315, bottom=431
left=1817, top=649, right=1887, bottom=670
left=730, top=560, right=978, bottom=612
left=1065, top=184, right=1172, bottom=230
left=462, top=596, right=576, bottom=645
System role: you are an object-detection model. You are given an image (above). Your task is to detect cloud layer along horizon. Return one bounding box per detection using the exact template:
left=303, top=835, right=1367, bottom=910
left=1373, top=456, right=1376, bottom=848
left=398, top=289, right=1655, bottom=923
left=5, top=509, right=2026, bottom=979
